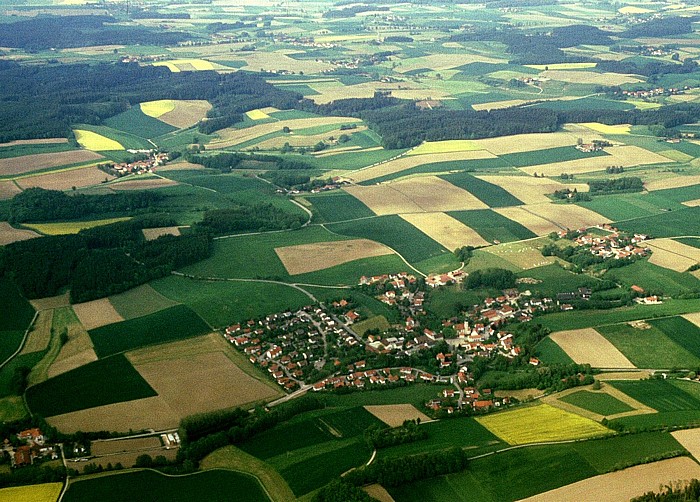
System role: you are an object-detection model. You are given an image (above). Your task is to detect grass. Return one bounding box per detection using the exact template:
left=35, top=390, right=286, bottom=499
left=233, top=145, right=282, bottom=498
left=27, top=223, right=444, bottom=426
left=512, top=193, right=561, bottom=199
left=597, top=322, right=700, bottom=369
left=617, top=206, right=700, bottom=238
left=518, top=264, right=601, bottom=297
left=648, top=316, right=700, bottom=359
left=677, top=237, right=700, bottom=249
left=448, top=209, right=536, bottom=244
left=440, top=173, right=522, bottom=207
left=0, top=396, right=28, bottom=421
left=303, top=192, right=374, bottom=223
left=88, top=305, right=211, bottom=358
left=498, top=146, right=609, bottom=168
left=475, top=403, right=611, bottom=445
left=103, top=106, right=176, bottom=139
left=22, top=217, right=131, bottom=236
left=63, top=469, right=269, bottom=502
left=299, top=148, right=408, bottom=170
left=318, top=384, right=444, bottom=409
left=535, top=337, right=575, bottom=365
left=291, top=254, right=408, bottom=286
left=0, top=482, right=63, bottom=502
left=25, top=354, right=157, bottom=417
left=0, top=142, right=75, bottom=160
left=352, top=315, right=390, bottom=337
left=0, top=351, right=45, bottom=398
left=408, top=140, right=481, bottom=156
left=610, top=379, right=700, bottom=411
left=604, top=260, right=700, bottom=297
left=559, top=390, right=634, bottom=416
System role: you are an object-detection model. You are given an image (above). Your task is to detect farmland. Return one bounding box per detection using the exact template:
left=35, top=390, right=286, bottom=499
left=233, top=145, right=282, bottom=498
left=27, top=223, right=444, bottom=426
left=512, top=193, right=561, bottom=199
left=22, top=217, right=131, bottom=236
left=399, top=212, right=489, bottom=250
left=107, top=284, right=179, bottom=320
left=0, top=149, right=103, bottom=177
left=558, top=390, right=634, bottom=416
left=448, top=209, right=537, bottom=244
left=275, top=239, right=393, bottom=275
left=549, top=328, right=635, bottom=368
left=440, top=172, right=523, bottom=207
left=73, top=129, right=123, bottom=151
left=604, top=260, right=700, bottom=297
left=0, top=482, right=62, bottom=502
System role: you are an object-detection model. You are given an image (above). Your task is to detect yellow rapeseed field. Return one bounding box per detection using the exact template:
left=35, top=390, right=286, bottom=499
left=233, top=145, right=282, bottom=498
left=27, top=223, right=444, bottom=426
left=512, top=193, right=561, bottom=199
left=73, top=130, right=123, bottom=151
left=476, top=403, right=611, bottom=445
left=408, top=140, right=482, bottom=156
left=140, top=100, right=176, bottom=118
left=245, top=109, right=271, bottom=120
left=0, top=482, right=62, bottom=502
left=23, top=217, right=132, bottom=235
left=580, top=122, right=631, bottom=134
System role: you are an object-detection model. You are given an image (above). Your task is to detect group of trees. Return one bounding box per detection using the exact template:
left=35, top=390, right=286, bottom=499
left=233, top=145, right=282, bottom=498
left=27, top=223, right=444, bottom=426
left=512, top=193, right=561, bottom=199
left=194, top=203, right=306, bottom=235
left=187, top=152, right=313, bottom=172
left=364, top=420, right=428, bottom=449
left=588, top=177, right=644, bottom=194
left=465, top=268, right=516, bottom=290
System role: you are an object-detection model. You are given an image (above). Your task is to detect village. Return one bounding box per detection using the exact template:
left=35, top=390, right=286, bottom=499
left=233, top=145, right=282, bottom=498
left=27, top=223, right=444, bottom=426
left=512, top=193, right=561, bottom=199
left=97, top=151, right=170, bottom=178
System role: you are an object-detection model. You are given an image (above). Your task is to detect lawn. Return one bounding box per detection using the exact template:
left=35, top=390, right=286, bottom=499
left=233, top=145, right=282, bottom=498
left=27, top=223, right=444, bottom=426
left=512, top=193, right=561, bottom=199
left=498, top=146, right=609, bottom=168
left=604, top=260, right=700, bottom=297
left=63, top=469, right=268, bottom=502
left=303, top=192, right=374, bottom=223
left=25, top=354, right=157, bottom=417
left=448, top=209, right=536, bottom=244
left=617, top=206, right=700, bottom=238
left=440, top=173, right=522, bottom=207
left=103, top=106, right=177, bottom=139
left=88, top=305, right=211, bottom=358
left=351, top=315, right=390, bottom=337
left=559, top=390, right=634, bottom=416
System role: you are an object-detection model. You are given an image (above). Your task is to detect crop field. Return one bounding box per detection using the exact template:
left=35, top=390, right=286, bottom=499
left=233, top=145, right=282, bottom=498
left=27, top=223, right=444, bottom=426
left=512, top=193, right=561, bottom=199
left=304, top=192, right=374, bottom=223
left=400, top=212, right=489, bottom=250
left=577, top=192, right=685, bottom=221
left=499, top=146, right=609, bottom=168
left=671, top=428, right=700, bottom=462
left=597, top=322, right=700, bottom=369
left=519, top=155, right=617, bottom=177
left=16, top=165, right=115, bottom=191
left=493, top=206, right=562, bottom=235
left=153, top=58, right=228, bottom=72
left=617, top=206, right=700, bottom=238
left=469, top=131, right=585, bottom=156
left=73, top=129, right=123, bottom=151
left=142, top=226, right=181, bottom=240
left=0, top=482, right=62, bottom=502
left=579, top=122, right=632, bottom=134
left=474, top=175, right=586, bottom=205
left=484, top=241, right=557, bottom=270
left=408, top=140, right=482, bottom=156
left=141, top=99, right=175, bottom=118
left=541, top=70, right=641, bottom=86
left=107, top=284, right=179, bottom=320
left=439, top=172, right=522, bottom=207
left=525, top=203, right=610, bottom=230
left=64, top=469, right=268, bottom=502
left=645, top=238, right=700, bottom=272
left=443, top=209, right=534, bottom=244
left=549, top=328, right=635, bottom=368
left=19, top=309, right=52, bottom=355
left=0, top=180, right=20, bottom=200
left=604, top=260, right=700, bottom=297
left=534, top=337, right=574, bottom=365
left=0, top=221, right=40, bottom=246
left=103, top=106, right=176, bottom=139
left=475, top=404, right=611, bottom=445
left=558, top=390, right=634, bottom=416
left=646, top=174, right=700, bottom=191
left=88, top=305, right=211, bottom=358
left=610, top=379, right=700, bottom=412
left=72, top=298, right=124, bottom=331
left=156, top=100, right=212, bottom=129
left=0, top=149, right=103, bottom=176
left=518, top=264, right=601, bottom=297
left=647, top=316, right=700, bottom=360
left=26, top=354, right=157, bottom=417
left=30, top=292, right=70, bottom=312
left=275, top=238, right=393, bottom=275
left=22, top=217, right=131, bottom=236
left=74, top=125, right=152, bottom=151
left=364, top=404, right=432, bottom=428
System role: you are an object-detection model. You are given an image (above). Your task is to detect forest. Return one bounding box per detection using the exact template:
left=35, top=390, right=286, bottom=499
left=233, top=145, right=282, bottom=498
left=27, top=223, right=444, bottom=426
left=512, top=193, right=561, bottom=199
left=194, top=204, right=307, bottom=234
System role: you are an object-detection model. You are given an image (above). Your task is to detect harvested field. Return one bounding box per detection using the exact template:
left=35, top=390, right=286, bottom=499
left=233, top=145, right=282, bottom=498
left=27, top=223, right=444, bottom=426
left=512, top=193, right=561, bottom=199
left=523, top=203, right=610, bottom=231
left=520, top=156, right=615, bottom=176
left=129, top=335, right=280, bottom=417
left=72, top=298, right=124, bottom=331
left=683, top=312, right=700, bottom=328
left=399, top=212, right=489, bottom=250
left=17, top=166, right=115, bottom=190
left=550, top=328, right=635, bottom=368
left=74, top=130, right=123, bottom=151
left=209, top=117, right=360, bottom=150
left=683, top=198, right=700, bottom=207
left=252, top=127, right=367, bottom=150
left=671, top=428, right=700, bottom=462
left=364, top=404, right=432, bottom=428
left=108, top=177, right=178, bottom=190
left=484, top=242, right=557, bottom=270
left=522, top=457, right=700, bottom=502
left=158, top=100, right=212, bottom=129
left=19, top=310, right=53, bottom=355
left=0, top=222, right=40, bottom=246
left=108, top=284, right=179, bottom=321
left=476, top=176, right=589, bottom=205
left=363, top=485, right=395, bottom=502
left=471, top=131, right=587, bottom=155
left=408, top=140, right=481, bottom=156
left=0, top=181, right=20, bottom=200
left=30, top=292, right=70, bottom=311
left=350, top=150, right=496, bottom=183
left=275, top=239, right=393, bottom=275
left=646, top=175, right=700, bottom=191
left=645, top=238, right=700, bottom=272
left=345, top=176, right=488, bottom=215
left=606, top=145, right=672, bottom=166
left=91, top=437, right=161, bottom=456
left=232, top=50, right=333, bottom=74
left=396, top=53, right=505, bottom=73
left=157, top=161, right=205, bottom=171
left=493, top=207, right=562, bottom=235
left=153, top=59, right=228, bottom=72
left=47, top=396, right=179, bottom=433
left=0, top=150, right=103, bottom=176
left=142, top=226, right=181, bottom=241
left=541, top=70, right=642, bottom=85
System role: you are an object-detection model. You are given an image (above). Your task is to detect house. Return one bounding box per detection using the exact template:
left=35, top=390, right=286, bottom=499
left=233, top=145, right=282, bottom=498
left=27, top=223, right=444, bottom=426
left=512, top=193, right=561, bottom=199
left=14, top=446, right=31, bottom=466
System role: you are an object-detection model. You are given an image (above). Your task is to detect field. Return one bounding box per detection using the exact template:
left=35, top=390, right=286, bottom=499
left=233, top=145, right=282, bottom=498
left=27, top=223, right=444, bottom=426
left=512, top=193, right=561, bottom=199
left=671, top=428, right=700, bottom=462
left=408, top=140, right=481, bottom=156
left=19, top=309, right=53, bottom=355
left=63, top=469, right=269, bottom=502
left=475, top=175, right=588, bottom=205
left=549, top=328, right=635, bottom=368
left=499, top=146, right=608, bottom=168
left=16, top=166, right=115, bottom=191
left=579, top=122, right=632, bottom=134
left=22, top=217, right=131, bottom=236
left=107, top=284, right=179, bottom=320
left=0, top=180, right=21, bottom=200
left=103, top=106, right=176, bottom=139
left=399, top=212, right=489, bottom=250
left=153, top=59, right=229, bottom=72
left=26, top=354, right=157, bottom=417
left=448, top=209, right=536, bottom=244
left=604, top=260, right=700, bottom=297
left=558, top=390, right=634, bottom=416
left=611, top=379, right=700, bottom=413
left=141, top=99, right=175, bottom=118
left=0, top=482, right=62, bottom=502
left=73, top=129, right=123, bottom=151
left=522, top=203, right=610, bottom=230
left=493, top=206, right=561, bottom=235
left=364, top=404, right=432, bottom=427
left=648, top=316, right=700, bottom=360
left=484, top=241, right=557, bottom=270
left=275, top=239, right=393, bottom=275
left=47, top=306, right=97, bottom=378
left=88, top=305, right=211, bottom=358
left=577, top=192, right=686, bottom=221
left=440, top=173, right=523, bottom=207
left=142, top=226, right=181, bottom=240
left=0, top=149, right=103, bottom=176
left=303, top=192, right=374, bottom=223
left=475, top=404, right=611, bottom=445
left=534, top=337, right=575, bottom=365
left=646, top=174, right=700, bottom=191
left=617, top=207, right=700, bottom=238
left=146, top=100, right=212, bottom=128
left=72, top=298, right=124, bottom=331
left=0, top=221, right=40, bottom=246
left=645, top=238, right=700, bottom=272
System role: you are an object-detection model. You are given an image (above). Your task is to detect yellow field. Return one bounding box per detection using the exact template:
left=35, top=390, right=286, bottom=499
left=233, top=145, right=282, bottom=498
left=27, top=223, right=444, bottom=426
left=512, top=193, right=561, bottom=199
left=471, top=131, right=585, bottom=155
left=645, top=238, right=700, bottom=272
left=364, top=404, right=431, bottom=428
left=400, top=212, right=490, bottom=250
left=23, top=217, right=131, bottom=236
left=245, top=109, right=271, bottom=120
left=646, top=174, right=700, bottom=191
left=152, top=59, right=226, bottom=72
left=626, top=99, right=662, bottom=110
left=550, top=328, right=635, bottom=368
left=140, top=99, right=176, bottom=118
left=494, top=206, right=561, bottom=235
left=0, top=482, right=62, bottom=502
left=73, top=129, right=123, bottom=151
left=619, top=6, right=652, bottom=14
left=580, top=122, right=631, bottom=134
left=541, top=70, right=642, bottom=86
left=408, top=140, right=482, bottom=156
left=523, top=203, right=611, bottom=230
left=659, top=149, right=694, bottom=162
left=475, top=403, right=611, bottom=445
left=526, top=62, right=597, bottom=70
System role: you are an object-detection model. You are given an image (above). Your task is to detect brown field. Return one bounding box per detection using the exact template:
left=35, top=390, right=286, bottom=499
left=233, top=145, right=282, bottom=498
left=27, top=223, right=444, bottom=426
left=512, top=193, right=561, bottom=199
left=550, top=328, right=636, bottom=368
left=345, top=176, right=488, bottom=215
left=671, top=428, right=700, bottom=462
left=221, top=49, right=333, bottom=74
left=0, top=150, right=103, bottom=176
left=30, top=292, right=70, bottom=312
left=541, top=69, right=642, bottom=85
left=0, top=181, right=21, bottom=200
left=48, top=396, right=180, bottom=433
left=524, top=203, right=610, bottom=230
left=646, top=174, right=700, bottom=191
left=142, top=226, right=182, bottom=241
left=305, top=80, right=454, bottom=105
left=396, top=53, right=505, bottom=73
left=522, top=457, right=700, bottom=502
left=349, top=150, right=496, bottom=183
left=484, top=242, right=557, bottom=270
left=472, top=96, right=581, bottom=112
left=645, top=238, right=700, bottom=272
left=682, top=312, right=700, bottom=328
left=91, top=437, right=162, bottom=456
left=209, top=117, right=360, bottom=150
left=0, top=222, right=40, bottom=246
left=158, top=100, right=212, bottom=129
left=400, top=212, right=490, bottom=250
left=0, top=138, right=68, bottom=148
left=493, top=207, right=562, bottom=235
left=108, top=177, right=178, bottom=191
left=19, top=310, right=53, bottom=355
left=520, top=156, right=616, bottom=176
left=363, top=485, right=395, bottom=502
left=364, top=404, right=432, bottom=428
left=17, top=166, right=114, bottom=190
left=275, top=238, right=393, bottom=275
left=476, top=175, right=589, bottom=205
left=131, top=347, right=278, bottom=418
left=72, top=298, right=124, bottom=331
left=606, top=145, right=673, bottom=166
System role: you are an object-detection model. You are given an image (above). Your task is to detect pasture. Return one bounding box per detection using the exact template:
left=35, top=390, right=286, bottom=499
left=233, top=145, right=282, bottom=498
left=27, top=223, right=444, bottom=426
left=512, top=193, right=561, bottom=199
left=617, top=206, right=700, bottom=238
left=103, top=106, right=176, bottom=139
left=447, top=209, right=537, bottom=244
left=0, top=482, right=62, bottom=502
left=475, top=404, right=610, bottom=445
left=484, top=241, right=557, bottom=270
left=399, top=212, right=489, bottom=250
left=275, top=239, right=393, bottom=275
left=549, top=328, right=635, bottom=368
left=577, top=192, right=685, bottom=221
left=534, top=337, right=574, bottom=365
left=648, top=316, right=700, bottom=360
left=604, top=260, right=700, bottom=297
left=22, top=217, right=131, bottom=236
left=0, top=149, right=103, bottom=177
left=558, top=390, right=634, bottom=416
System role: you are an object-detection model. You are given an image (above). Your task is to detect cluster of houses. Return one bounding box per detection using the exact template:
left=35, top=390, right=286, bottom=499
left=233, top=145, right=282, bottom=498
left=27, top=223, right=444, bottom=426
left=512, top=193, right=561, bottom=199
left=568, top=226, right=649, bottom=260
left=98, top=151, right=170, bottom=178
left=426, top=270, right=466, bottom=288
left=427, top=386, right=511, bottom=415
left=311, top=365, right=445, bottom=391
left=615, top=86, right=690, bottom=100
left=4, top=428, right=58, bottom=468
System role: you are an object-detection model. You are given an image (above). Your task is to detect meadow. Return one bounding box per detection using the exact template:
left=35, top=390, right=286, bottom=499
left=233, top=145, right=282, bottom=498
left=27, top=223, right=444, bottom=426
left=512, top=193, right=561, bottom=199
left=617, top=206, right=700, bottom=238
left=107, top=284, right=179, bottom=321
left=359, top=157, right=511, bottom=185
left=103, top=106, right=177, bottom=139
left=25, top=354, right=157, bottom=417
left=290, top=254, right=408, bottom=286
left=610, top=380, right=700, bottom=412
left=517, top=264, right=601, bottom=297
left=534, top=337, right=575, bottom=365
left=604, top=260, right=700, bottom=297
left=88, top=305, right=211, bottom=358
left=578, top=193, right=685, bottom=221
left=558, top=390, right=634, bottom=416
left=0, top=142, right=74, bottom=159
left=447, top=209, right=536, bottom=244
left=440, top=172, right=523, bottom=207
left=304, top=192, right=374, bottom=223
left=648, top=316, right=700, bottom=359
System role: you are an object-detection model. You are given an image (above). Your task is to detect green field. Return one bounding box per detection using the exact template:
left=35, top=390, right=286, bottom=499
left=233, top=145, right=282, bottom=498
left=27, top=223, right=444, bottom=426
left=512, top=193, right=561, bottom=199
left=0, top=277, right=35, bottom=332
left=604, top=260, right=700, bottom=297
left=648, top=316, right=700, bottom=359
left=25, top=354, right=157, bottom=417
left=653, top=184, right=700, bottom=204
left=617, top=206, right=700, bottom=238
left=291, top=254, right=408, bottom=286
left=73, top=124, right=152, bottom=151
left=303, top=192, right=374, bottom=223
left=64, top=469, right=268, bottom=502
left=88, top=305, right=211, bottom=358
left=534, top=337, right=575, bottom=365
left=103, top=106, right=177, bottom=139
left=0, top=350, right=45, bottom=398
left=440, top=173, right=522, bottom=207
left=518, top=264, right=601, bottom=297
left=559, top=390, right=634, bottom=416
left=448, top=209, right=536, bottom=244
left=0, top=142, right=76, bottom=159
left=597, top=322, right=700, bottom=369
left=108, top=284, right=179, bottom=320
left=610, top=379, right=700, bottom=412
left=676, top=237, right=700, bottom=249
left=359, top=158, right=512, bottom=185
left=300, top=148, right=408, bottom=170
left=498, top=146, right=609, bottom=168
left=577, top=193, right=685, bottom=221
